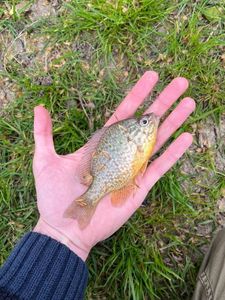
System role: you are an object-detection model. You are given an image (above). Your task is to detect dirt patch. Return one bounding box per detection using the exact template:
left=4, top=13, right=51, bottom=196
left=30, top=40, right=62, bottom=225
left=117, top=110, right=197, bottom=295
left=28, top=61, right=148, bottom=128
left=181, top=115, right=225, bottom=230
left=0, top=0, right=64, bottom=70
left=28, top=0, right=60, bottom=21
left=0, top=78, right=19, bottom=111
left=197, top=117, right=225, bottom=172
left=181, top=115, right=225, bottom=180
left=14, top=0, right=61, bottom=21
left=72, top=40, right=96, bottom=61
left=0, top=30, right=48, bottom=109
left=0, top=0, right=64, bottom=109
left=216, top=189, right=225, bottom=226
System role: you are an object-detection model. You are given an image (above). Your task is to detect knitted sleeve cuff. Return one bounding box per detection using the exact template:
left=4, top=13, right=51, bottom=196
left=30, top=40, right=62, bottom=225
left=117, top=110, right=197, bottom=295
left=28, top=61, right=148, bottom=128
left=0, top=232, right=88, bottom=300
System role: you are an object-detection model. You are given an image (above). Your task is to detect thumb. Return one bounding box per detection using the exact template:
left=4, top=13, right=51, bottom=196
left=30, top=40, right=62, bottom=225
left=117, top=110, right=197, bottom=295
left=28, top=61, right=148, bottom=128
left=34, top=105, right=55, bottom=156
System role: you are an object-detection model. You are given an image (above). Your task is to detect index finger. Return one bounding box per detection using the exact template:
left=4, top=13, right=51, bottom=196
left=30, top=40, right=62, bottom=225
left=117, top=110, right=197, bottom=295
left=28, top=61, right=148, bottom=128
left=105, top=71, right=158, bottom=126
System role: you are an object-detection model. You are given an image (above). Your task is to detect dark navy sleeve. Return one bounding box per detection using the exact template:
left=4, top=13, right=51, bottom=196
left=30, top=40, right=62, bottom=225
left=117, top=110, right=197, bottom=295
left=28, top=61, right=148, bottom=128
left=0, top=232, right=88, bottom=300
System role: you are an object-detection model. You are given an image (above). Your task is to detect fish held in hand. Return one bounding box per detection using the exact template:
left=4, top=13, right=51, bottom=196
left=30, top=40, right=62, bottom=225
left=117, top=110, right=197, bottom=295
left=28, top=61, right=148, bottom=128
left=64, top=113, right=159, bottom=228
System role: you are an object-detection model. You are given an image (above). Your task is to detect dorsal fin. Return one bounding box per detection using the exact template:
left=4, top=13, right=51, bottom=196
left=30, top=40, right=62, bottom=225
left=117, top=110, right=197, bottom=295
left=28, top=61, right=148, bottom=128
left=76, top=127, right=108, bottom=184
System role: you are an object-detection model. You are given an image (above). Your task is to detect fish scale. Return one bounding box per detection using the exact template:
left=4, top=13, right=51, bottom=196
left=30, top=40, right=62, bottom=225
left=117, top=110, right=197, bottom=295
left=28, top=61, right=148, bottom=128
left=64, top=113, right=159, bottom=228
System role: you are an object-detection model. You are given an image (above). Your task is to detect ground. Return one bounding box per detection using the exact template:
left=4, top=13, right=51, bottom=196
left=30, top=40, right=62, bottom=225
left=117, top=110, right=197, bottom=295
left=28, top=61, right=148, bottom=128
left=0, top=1, right=225, bottom=299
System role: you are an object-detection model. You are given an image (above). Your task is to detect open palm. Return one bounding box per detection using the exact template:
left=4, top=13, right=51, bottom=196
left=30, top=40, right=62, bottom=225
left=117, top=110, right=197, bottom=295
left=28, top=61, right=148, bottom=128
left=33, top=71, right=195, bottom=261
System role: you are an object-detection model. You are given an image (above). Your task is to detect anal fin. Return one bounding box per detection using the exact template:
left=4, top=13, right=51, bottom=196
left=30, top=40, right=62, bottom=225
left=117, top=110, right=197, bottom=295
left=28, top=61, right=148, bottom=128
left=111, top=184, right=136, bottom=207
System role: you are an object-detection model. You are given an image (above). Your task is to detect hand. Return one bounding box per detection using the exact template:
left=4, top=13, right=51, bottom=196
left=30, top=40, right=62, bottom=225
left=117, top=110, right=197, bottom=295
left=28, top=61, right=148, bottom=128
left=33, top=71, right=195, bottom=261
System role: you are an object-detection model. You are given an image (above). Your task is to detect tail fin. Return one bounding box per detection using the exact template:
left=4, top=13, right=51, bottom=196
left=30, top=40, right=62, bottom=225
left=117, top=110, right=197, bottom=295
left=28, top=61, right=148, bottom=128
left=63, top=196, right=97, bottom=229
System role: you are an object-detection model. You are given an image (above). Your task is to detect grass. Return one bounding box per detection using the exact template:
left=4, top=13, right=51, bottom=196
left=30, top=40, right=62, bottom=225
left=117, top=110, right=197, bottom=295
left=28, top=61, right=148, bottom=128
left=0, top=0, right=225, bottom=299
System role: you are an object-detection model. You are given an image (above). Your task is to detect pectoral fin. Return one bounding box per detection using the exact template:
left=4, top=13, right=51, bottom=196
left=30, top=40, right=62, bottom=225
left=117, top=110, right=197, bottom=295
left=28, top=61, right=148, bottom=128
left=139, top=161, right=148, bottom=175
left=111, top=184, right=136, bottom=207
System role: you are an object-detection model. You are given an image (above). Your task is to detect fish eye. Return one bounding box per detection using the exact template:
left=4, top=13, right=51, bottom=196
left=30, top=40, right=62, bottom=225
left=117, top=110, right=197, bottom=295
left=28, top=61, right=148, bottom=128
left=139, top=117, right=149, bottom=127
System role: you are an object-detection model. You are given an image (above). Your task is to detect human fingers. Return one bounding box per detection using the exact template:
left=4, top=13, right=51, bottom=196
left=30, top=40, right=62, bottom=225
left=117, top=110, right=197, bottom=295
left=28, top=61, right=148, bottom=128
left=145, top=77, right=189, bottom=116
left=106, top=71, right=158, bottom=126
left=143, top=132, right=193, bottom=190
left=33, top=105, right=55, bottom=156
left=153, top=98, right=195, bottom=154
left=130, top=133, right=193, bottom=209
left=72, top=71, right=158, bottom=157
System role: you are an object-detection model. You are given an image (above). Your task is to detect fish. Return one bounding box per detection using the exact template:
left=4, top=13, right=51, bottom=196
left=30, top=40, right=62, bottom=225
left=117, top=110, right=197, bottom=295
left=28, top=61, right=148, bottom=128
left=64, top=113, right=159, bottom=228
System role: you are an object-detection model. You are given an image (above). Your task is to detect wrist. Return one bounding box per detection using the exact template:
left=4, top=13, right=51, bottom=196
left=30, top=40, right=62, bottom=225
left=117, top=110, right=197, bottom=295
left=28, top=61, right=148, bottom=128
left=33, top=218, right=90, bottom=261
